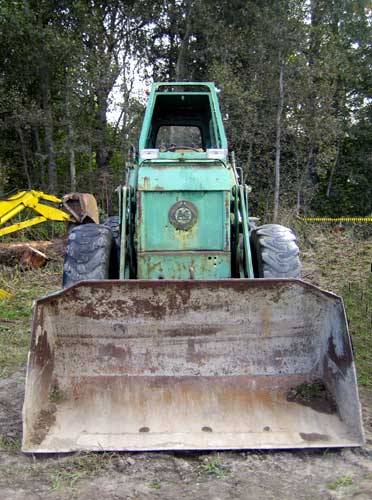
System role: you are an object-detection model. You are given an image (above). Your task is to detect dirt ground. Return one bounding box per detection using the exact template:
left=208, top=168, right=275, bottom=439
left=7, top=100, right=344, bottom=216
left=0, top=368, right=371, bottom=499
left=1, top=231, right=372, bottom=499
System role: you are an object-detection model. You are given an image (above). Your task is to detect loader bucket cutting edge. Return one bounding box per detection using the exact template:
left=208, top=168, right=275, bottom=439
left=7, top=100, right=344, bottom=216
left=22, top=279, right=364, bottom=453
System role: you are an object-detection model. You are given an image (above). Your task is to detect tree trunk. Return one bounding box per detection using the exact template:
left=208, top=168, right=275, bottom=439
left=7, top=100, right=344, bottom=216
left=40, top=64, right=57, bottom=192
left=88, top=143, right=94, bottom=193
left=326, top=141, right=340, bottom=198
left=65, top=86, right=76, bottom=191
left=32, top=127, right=46, bottom=188
left=175, top=0, right=193, bottom=81
left=305, top=0, right=321, bottom=197
left=296, top=188, right=301, bottom=216
left=16, top=127, right=32, bottom=188
left=95, top=86, right=110, bottom=171
left=68, top=127, right=76, bottom=192
left=273, top=56, right=284, bottom=223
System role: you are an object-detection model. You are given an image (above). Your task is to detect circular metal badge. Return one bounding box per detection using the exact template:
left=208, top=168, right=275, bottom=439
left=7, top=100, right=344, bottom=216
left=169, top=200, right=198, bottom=231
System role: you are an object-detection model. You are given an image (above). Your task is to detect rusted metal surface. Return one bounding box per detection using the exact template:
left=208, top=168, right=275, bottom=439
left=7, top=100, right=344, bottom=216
left=138, top=252, right=231, bottom=279
left=62, top=193, right=99, bottom=224
left=22, top=279, right=364, bottom=453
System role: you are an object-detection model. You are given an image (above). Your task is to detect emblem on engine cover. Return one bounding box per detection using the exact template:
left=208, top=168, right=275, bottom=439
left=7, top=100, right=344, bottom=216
left=169, top=200, right=198, bottom=230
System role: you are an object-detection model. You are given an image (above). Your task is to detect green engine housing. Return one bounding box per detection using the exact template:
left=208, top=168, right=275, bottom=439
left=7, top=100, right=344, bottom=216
left=137, top=163, right=232, bottom=279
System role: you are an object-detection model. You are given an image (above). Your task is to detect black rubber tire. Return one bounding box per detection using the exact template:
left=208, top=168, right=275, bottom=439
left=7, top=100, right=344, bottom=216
left=103, top=216, right=120, bottom=247
left=250, top=224, right=301, bottom=278
left=62, top=223, right=113, bottom=288
left=103, top=216, right=120, bottom=279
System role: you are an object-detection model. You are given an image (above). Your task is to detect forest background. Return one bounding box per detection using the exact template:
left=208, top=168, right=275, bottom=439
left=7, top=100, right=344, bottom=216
left=0, top=0, right=371, bottom=220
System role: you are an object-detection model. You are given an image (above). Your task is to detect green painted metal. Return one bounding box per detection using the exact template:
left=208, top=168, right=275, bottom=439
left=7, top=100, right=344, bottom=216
left=239, top=185, right=254, bottom=278
left=138, top=252, right=231, bottom=279
left=138, top=190, right=229, bottom=253
left=119, top=186, right=127, bottom=279
left=138, top=163, right=234, bottom=192
left=138, top=82, right=227, bottom=160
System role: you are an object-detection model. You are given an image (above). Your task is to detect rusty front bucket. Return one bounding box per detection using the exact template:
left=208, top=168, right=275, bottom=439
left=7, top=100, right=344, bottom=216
left=22, top=279, right=364, bottom=453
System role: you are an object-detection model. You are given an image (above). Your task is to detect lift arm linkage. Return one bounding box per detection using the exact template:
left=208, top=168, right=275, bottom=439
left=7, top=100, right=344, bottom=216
left=0, top=190, right=71, bottom=237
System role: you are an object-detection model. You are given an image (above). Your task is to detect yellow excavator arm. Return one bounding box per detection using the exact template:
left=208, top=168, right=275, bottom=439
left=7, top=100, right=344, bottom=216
left=0, top=190, right=99, bottom=237
left=0, top=190, right=71, bottom=237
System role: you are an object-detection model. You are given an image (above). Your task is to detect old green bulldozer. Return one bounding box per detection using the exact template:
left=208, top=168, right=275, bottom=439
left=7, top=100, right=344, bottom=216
left=22, top=83, right=364, bottom=453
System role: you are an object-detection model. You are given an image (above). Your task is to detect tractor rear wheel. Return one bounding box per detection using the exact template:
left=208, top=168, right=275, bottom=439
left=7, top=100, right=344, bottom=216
left=62, top=223, right=113, bottom=288
left=250, top=224, right=301, bottom=278
left=103, top=216, right=120, bottom=279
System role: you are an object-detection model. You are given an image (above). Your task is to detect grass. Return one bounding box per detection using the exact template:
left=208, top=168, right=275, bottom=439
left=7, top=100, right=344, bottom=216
left=149, top=479, right=162, bottom=489
left=48, top=452, right=118, bottom=491
left=327, top=475, right=353, bottom=490
left=0, top=451, right=119, bottom=491
left=200, top=457, right=230, bottom=478
left=0, top=262, right=62, bottom=378
left=297, top=224, right=372, bottom=388
left=343, top=277, right=372, bottom=387
left=50, top=470, right=84, bottom=491
left=0, top=435, right=21, bottom=452
left=289, top=380, right=327, bottom=399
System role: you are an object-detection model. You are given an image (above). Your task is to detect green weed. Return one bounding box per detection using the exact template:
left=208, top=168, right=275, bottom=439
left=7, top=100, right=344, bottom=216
left=200, top=457, right=230, bottom=478
left=149, top=479, right=161, bottom=489
left=48, top=452, right=117, bottom=491
left=327, top=475, right=353, bottom=490
left=0, top=435, right=21, bottom=451
left=49, top=384, right=66, bottom=403
left=50, top=470, right=84, bottom=491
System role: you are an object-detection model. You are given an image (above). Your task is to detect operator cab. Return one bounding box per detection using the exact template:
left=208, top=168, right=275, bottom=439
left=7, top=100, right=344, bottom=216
left=139, top=83, right=228, bottom=161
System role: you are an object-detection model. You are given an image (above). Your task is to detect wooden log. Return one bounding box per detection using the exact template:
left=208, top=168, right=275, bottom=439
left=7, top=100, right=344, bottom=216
left=0, top=238, right=66, bottom=266
left=20, top=246, right=48, bottom=270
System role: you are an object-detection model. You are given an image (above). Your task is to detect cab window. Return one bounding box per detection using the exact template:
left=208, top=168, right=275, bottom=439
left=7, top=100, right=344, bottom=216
left=155, top=125, right=203, bottom=151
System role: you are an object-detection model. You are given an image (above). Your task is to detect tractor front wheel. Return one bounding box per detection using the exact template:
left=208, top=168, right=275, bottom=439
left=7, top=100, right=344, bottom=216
left=62, top=223, right=113, bottom=288
left=250, top=224, right=301, bottom=278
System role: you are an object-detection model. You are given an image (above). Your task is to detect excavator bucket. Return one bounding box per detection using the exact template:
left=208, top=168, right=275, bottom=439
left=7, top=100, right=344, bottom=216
left=22, top=279, right=364, bottom=453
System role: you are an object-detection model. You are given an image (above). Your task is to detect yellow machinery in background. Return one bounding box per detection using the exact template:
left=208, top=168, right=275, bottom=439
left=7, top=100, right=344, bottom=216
left=0, top=288, right=11, bottom=299
left=0, top=190, right=99, bottom=300
left=0, top=190, right=99, bottom=237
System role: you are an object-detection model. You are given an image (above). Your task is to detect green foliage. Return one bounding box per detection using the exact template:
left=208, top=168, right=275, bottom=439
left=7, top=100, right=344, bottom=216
left=0, top=0, right=370, bottom=218
left=1, top=217, right=66, bottom=243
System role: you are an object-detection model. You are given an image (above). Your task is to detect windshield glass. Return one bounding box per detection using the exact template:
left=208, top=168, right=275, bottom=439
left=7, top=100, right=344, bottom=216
left=155, top=125, right=203, bottom=151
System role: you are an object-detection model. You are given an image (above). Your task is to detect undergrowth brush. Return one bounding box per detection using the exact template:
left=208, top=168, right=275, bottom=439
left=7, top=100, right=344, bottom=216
left=0, top=262, right=62, bottom=378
